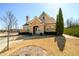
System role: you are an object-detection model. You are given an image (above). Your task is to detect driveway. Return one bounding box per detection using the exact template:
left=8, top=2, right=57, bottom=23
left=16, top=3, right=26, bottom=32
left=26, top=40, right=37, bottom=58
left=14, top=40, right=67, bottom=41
left=63, top=34, right=79, bottom=39
left=0, top=37, right=7, bottom=52
left=0, top=32, right=19, bottom=52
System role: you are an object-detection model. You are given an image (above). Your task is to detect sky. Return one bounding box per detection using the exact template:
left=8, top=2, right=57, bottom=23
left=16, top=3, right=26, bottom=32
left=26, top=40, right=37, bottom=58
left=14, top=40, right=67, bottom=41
left=0, top=3, right=79, bottom=29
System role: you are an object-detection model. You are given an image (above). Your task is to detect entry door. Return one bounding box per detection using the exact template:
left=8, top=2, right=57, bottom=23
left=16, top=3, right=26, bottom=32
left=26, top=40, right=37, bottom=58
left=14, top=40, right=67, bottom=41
left=33, top=26, right=39, bottom=34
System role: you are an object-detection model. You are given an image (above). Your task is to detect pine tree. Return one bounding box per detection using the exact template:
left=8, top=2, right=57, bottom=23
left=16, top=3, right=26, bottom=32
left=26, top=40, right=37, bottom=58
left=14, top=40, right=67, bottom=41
left=56, top=8, right=64, bottom=36
left=56, top=14, right=59, bottom=35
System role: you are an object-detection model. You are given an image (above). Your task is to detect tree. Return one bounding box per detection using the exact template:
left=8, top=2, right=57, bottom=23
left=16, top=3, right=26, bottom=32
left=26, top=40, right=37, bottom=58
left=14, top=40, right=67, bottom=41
left=0, top=11, right=18, bottom=50
left=66, top=18, right=79, bottom=27
left=0, top=11, right=18, bottom=31
left=56, top=14, right=59, bottom=35
left=56, top=8, right=64, bottom=36
left=66, top=19, right=73, bottom=27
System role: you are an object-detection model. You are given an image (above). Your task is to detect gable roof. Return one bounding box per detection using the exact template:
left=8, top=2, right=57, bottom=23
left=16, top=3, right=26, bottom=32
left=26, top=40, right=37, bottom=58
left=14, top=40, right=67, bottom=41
left=39, top=12, right=48, bottom=18
left=28, top=16, right=42, bottom=24
left=23, top=12, right=56, bottom=26
left=39, top=12, right=56, bottom=23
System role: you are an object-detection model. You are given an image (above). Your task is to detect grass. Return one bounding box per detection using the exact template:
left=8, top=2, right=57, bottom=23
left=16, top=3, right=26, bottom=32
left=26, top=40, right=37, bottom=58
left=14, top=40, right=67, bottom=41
left=64, top=26, right=79, bottom=37
left=0, top=35, right=79, bottom=56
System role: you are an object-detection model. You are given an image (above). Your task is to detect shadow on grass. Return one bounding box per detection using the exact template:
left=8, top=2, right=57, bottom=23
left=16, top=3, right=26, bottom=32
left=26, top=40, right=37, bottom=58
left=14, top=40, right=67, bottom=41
left=55, top=35, right=66, bottom=51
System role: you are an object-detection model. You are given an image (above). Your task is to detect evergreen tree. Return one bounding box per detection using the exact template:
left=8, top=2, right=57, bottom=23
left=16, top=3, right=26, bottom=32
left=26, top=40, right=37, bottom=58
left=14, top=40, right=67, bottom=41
left=56, top=14, right=59, bottom=35
left=56, top=8, right=64, bottom=36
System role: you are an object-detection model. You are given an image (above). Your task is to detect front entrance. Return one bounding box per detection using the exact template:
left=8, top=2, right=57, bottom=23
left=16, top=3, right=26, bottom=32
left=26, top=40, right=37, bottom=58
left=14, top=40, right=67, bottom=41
left=33, top=26, right=39, bottom=34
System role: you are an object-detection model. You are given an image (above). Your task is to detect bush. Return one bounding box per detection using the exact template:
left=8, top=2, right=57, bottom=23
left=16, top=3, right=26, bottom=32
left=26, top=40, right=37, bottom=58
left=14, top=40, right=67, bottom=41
left=44, top=32, right=57, bottom=35
left=19, top=32, right=32, bottom=35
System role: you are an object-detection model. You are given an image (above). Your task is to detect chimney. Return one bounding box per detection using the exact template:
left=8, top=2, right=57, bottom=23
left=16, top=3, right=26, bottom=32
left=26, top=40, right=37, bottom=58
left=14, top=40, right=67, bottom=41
left=26, top=16, right=29, bottom=23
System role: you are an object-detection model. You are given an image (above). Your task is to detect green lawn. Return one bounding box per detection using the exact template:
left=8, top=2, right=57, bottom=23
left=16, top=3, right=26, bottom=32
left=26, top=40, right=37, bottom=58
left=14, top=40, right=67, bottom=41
left=64, top=26, right=79, bottom=37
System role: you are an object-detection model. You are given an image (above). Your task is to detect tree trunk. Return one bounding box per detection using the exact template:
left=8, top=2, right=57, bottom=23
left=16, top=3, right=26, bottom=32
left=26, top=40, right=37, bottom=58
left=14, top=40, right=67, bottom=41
left=7, top=25, right=9, bottom=50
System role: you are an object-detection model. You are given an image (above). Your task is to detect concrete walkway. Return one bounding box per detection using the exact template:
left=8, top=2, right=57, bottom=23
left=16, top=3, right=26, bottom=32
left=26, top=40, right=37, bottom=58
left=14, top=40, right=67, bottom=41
left=63, top=34, right=79, bottom=39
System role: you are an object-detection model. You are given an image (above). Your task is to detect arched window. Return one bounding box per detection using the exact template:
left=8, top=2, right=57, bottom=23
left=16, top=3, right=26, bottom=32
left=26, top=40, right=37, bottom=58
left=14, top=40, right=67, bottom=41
left=43, top=17, right=45, bottom=20
left=42, top=16, right=45, bottom=23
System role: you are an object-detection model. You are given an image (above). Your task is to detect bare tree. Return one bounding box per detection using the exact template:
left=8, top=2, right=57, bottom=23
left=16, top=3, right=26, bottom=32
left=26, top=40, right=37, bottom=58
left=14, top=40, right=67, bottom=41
left=0, top=11, right=18, bottom=31
left=66, top=18, right=73, bottom=27
left=67, top=17, right=79, bottom=28
left=0, top=11, right=18, bottom=50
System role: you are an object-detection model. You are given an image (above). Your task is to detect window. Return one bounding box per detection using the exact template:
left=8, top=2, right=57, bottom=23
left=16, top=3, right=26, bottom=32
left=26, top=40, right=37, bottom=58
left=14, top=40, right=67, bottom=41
left=43, top=17, right=45, bottom=20
left=42, top=16, right=45, bottom=23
